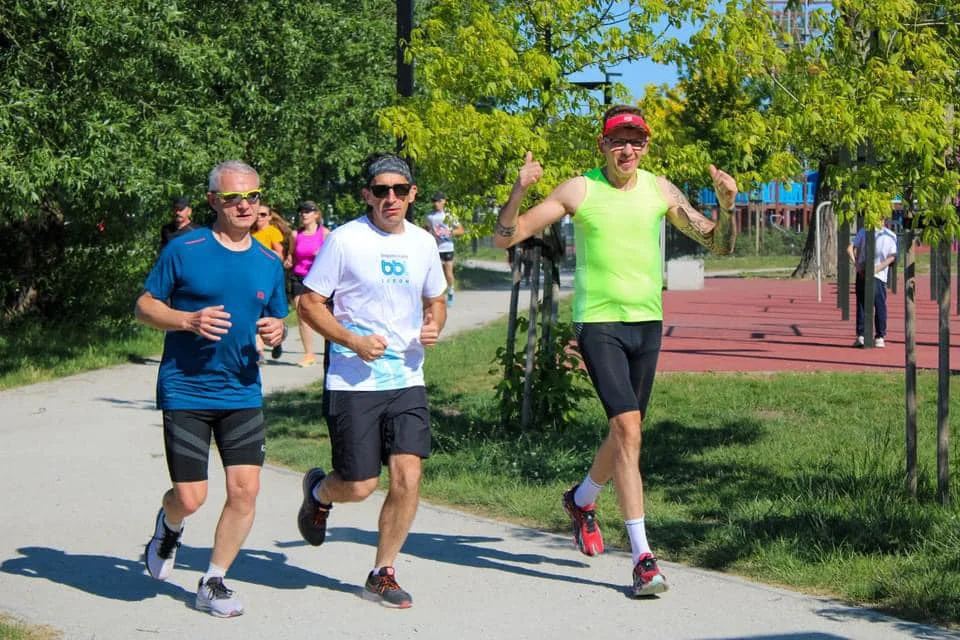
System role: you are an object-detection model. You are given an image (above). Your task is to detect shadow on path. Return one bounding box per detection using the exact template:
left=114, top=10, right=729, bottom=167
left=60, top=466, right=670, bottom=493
left=277, top=527, right=622, bottom=594
left=0, top=544, right=354, bottom=605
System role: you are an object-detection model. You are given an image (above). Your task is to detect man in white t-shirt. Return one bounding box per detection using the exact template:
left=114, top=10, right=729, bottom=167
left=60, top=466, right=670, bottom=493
left=424, top=191, right=464, bottom=306
left=295, top=152, right=448, bottom=609
left=847, top=223, right=899, bottom=348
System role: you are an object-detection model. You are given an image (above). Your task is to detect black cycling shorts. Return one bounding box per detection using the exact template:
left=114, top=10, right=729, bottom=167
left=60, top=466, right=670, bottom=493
left=161, top=408, right=266, bottom=483
left=575, top=321, right=662, bottom=420
left=325, top=387, right=431, bottom=481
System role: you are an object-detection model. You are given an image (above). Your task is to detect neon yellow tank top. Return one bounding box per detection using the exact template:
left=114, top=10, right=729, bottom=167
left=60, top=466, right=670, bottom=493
left=572, top=168, right=668, bottom=322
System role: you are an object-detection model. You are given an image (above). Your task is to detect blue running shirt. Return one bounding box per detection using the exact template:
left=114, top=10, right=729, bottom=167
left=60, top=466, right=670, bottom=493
left=143, top=227, right=288, bottom=409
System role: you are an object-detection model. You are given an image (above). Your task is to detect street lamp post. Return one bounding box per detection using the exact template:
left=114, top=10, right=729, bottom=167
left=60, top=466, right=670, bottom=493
left=571, top=70, right=622, bottom=106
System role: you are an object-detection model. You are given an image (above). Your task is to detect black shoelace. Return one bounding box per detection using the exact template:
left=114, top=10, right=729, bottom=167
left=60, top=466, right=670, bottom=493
left=158, top=527, right=181, bottom=559
left=205, top=578, right=234, bottom=599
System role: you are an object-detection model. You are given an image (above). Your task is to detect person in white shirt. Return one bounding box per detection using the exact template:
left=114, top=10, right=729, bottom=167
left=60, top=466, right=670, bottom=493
left=847, top=223, right=899, bottom=348
left=294, top=152, right=448, bottom=608
left=424, top=191, right=464, bottom=306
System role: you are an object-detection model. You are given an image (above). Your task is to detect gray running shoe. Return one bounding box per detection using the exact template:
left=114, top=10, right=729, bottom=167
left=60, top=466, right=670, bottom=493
left=196, top=577, right=244, bottom=617
left=363, top=567, right=413, bottom=608
left=144, top=508, right=182, bottom=580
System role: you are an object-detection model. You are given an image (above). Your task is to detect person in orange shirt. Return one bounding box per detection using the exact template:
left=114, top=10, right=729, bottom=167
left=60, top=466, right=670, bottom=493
left=251, top=205, right=285, bottom=259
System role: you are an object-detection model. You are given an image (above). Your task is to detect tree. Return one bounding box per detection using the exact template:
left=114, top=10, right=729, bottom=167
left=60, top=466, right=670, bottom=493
left=0, top=0, right=395, bottom=321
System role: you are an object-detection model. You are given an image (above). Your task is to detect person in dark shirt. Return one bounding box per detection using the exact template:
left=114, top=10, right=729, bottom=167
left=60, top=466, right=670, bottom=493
left=159, top=196, right=201, bottom=249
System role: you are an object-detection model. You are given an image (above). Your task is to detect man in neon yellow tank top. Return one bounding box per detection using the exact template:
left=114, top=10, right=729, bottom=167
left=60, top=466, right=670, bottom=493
left=494, top=105, right=738, bottom=597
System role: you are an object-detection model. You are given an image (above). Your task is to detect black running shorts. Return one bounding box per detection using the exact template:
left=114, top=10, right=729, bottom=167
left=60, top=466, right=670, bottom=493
left=325, top=387, right=431, bottom=481
left=161, top=408, right=266, bottom=483
left=439, top=251, right=454, bottom=263
left=575, top=321, right=662, bottom=420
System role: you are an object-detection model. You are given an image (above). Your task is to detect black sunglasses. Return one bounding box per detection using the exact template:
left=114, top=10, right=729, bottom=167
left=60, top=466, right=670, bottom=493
left=369, top=183, right=412, bottom=198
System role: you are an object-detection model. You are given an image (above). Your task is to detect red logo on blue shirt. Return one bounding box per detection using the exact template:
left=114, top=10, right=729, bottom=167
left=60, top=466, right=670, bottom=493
left=257, top=291, right=265, bottom=300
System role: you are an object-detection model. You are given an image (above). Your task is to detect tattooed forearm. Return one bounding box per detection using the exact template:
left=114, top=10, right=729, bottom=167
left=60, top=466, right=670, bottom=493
left=495, top=221, right=517, bottom=237
left=712, top=207, right=736, bottom=255
left=667, top=184, right=737, bottom=255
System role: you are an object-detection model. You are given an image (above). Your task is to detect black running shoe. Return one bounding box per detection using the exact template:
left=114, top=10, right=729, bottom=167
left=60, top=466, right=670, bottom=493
left=363, top=567, right=413, bottom=608
left=297, top=467, right=331, bottom=545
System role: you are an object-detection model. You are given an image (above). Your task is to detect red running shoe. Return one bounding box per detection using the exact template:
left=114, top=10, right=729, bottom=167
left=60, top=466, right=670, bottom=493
left=632, top=552, right=669, bottom=596
left=562, top=485, right=604, bottom=556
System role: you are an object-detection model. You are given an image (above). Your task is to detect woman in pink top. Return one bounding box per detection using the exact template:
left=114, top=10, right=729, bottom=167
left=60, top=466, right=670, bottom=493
left=288, top=200, right=329, bottom=367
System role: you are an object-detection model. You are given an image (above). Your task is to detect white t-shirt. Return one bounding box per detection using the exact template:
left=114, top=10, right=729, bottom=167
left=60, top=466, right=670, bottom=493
left=303, top=216, right=448, bottom=391
left=852, top=227, right=899, bottom=282
left=425, top=210, right=457, bottom=253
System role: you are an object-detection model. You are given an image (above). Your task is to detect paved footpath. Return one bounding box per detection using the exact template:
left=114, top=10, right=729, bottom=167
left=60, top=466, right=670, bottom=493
left=1, top=284, right=957, bottom=640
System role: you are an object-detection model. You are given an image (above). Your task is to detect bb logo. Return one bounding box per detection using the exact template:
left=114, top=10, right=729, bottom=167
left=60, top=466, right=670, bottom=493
left=256, top=291, right=265, bottom=300
left=381, top=260, right=406, bottom=276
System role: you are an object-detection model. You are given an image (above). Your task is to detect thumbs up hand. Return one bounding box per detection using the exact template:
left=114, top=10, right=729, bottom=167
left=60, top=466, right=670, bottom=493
left=516, top=151, right=543, bottom=190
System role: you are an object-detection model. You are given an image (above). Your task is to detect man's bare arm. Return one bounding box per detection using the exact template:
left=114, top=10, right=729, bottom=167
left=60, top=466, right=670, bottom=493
left=660, top=176, right=737, bottom=256
left=494, top=152, right=583, bottom=249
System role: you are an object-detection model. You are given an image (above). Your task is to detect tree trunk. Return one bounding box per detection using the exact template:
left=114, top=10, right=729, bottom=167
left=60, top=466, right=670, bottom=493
left=904, top=228, right=917, bottom=498
left=3, top=196, right=65, bottom=319
left=792, top=162, right=838, bottom=278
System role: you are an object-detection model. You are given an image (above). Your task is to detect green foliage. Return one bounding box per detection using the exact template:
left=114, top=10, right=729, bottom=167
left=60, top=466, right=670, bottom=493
left=653, top=0, right=960, bottom=243
left=492, top=316, right=591, bottom=434
left=383, top=0, right=710, bottom=224
left=733, top=226, right=806, bottom=258
left=0, top=0, right=394, bottom=320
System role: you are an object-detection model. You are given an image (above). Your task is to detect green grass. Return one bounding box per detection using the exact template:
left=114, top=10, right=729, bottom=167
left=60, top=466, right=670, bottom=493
left=264, top=303, right=960, bottom=627
left=702, top=254, right=798, bottom=272
left=0, top=317, right=163, bottom=390
left=0, top=615, right=59, bottom=640
left=469, top=245, right=510, bottom=263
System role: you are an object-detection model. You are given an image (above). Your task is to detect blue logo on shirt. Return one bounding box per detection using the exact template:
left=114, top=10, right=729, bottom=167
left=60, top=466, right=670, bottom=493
left=381, top=259, right=406, bottom=276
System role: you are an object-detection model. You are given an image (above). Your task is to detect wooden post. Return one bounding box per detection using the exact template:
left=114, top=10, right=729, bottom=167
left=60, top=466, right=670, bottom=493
left=540, top=249, right=555, bottom=362
left=904, top=228, right=917, bottom=498
left=504, top=246, right=523, bottom=382
left=936, top=242, right=951, bottom=506
left=520, top=245, right=542, bottom=430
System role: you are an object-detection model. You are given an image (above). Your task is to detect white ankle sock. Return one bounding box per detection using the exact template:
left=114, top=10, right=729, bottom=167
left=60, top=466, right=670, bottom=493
left=573, top=475, right=604, bottom=507
left=203, top=563, right=226, bottom=584
left=162, top=514, right=182, bottom=532
left=625, top=518, right=651, bottom=564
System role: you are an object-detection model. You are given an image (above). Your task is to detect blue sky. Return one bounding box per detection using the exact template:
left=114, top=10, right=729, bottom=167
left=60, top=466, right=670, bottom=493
left=566, top=19, right=697, bottom=101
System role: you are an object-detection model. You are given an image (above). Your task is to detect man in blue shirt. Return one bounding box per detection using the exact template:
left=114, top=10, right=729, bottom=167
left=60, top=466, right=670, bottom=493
left=135, top=160, right=287, bottom=617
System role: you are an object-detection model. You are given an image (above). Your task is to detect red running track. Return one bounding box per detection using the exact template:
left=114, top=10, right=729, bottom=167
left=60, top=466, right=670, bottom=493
left=659, top=276, right=959, bottom=373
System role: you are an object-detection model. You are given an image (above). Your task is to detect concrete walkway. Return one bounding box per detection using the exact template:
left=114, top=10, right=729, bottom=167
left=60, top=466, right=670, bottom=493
left=0, top=285, right=957, bottom=640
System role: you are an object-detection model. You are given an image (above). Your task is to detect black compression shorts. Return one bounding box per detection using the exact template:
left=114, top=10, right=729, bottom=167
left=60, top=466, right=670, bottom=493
left=161, top=408, right=266, bottom=483
left=575, top=321, right=662, bottom=420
